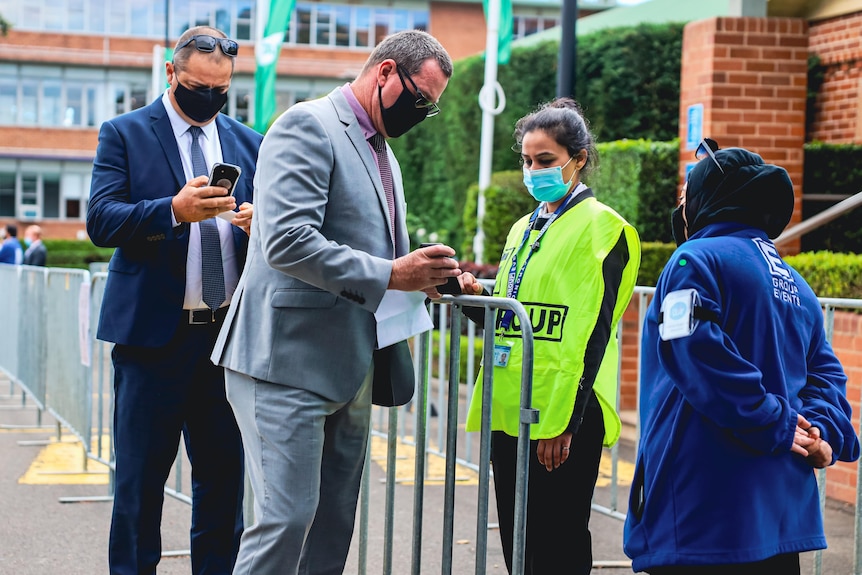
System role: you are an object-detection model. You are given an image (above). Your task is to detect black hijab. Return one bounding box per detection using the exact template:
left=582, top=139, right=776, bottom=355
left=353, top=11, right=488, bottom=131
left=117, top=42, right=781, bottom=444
left=681, top=147, right=794, bottom=243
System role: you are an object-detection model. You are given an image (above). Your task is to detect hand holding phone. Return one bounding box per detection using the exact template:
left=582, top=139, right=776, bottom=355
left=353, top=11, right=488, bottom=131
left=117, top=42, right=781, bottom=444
left=420, top=242, right=462, bottom=295
left=208, top=163, right=242, bottom=222
left=208, top=162, right=242, bottom=195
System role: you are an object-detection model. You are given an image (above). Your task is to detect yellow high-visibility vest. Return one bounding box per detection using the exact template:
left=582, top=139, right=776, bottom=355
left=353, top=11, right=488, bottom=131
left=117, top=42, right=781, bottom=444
left=466, top=196, right=640, bottom=446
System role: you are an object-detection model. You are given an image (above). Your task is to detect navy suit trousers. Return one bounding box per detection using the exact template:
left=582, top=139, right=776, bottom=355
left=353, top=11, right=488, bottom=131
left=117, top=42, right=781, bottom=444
left=109, top=318, right=244, bottom=575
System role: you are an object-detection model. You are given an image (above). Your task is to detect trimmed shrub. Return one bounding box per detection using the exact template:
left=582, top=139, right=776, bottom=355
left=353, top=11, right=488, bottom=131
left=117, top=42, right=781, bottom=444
left=42, top=239, right=114, bottom=269
left=786, top=251, right=862, bottom=299
left=586, top=139, right=678, bottom=243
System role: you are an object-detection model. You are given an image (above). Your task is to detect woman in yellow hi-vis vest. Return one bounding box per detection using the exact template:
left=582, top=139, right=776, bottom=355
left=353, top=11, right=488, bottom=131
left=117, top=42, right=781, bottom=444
left=446, top=98, right=641, bottom=575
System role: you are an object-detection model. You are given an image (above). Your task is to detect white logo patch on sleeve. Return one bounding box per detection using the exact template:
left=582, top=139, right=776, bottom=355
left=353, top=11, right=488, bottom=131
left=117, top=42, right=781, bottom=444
left=659, top=288, right=700, bottom=341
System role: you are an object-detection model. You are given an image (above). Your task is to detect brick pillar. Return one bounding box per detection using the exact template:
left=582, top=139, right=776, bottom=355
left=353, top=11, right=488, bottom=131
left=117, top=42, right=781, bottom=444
left=679, top=17, right=808, bottom=253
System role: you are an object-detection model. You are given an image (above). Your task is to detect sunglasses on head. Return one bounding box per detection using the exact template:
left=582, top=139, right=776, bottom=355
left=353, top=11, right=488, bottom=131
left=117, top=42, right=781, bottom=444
left=176, top=34, right=239, bottom=57
left=396, top=66, right=441, bottom=117
left=694, top=137, right=723, bottom=173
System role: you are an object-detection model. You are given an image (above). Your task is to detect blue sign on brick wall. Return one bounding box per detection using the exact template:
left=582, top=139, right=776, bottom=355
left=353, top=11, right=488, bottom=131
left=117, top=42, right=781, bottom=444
left=686, top=104, right=703, bottom=150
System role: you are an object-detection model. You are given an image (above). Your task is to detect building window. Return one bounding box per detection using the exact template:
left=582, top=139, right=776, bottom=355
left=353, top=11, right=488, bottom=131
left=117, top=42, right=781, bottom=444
left=21, top=174, right=39, bottom=219
left=21, top=83, right=39, bottom=125
left=354, top=8, right=370, bottom=48
left=232, top=88, right=251, bottom=125
left=236, top=1, right=253, bottom=40
left=0, top=83, right=16, bottom=125
left=0, top=0, right=429, bottom=46
left=40, top=82, right=63, bottom=126
left=281, top=3, right=429, bottom=49
left=513, top=15, right=561, bottom=40
left=0, top=173, right=14, bottom=218
left=43, top=176, right=61, bottom=219
left=0, top=162, right=90, bottom=221
left=0, top=68, right=112, bottom=127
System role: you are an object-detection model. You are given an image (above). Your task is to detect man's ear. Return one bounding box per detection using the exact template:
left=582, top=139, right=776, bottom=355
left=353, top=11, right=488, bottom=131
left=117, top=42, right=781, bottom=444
left=376, top=59, right=397, bottom=88
left=165, top=61, right=176, bottom=86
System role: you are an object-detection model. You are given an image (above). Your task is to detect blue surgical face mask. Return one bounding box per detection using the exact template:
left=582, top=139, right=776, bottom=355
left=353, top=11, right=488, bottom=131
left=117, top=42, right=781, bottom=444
left=522, top=156, right=576, bottom=203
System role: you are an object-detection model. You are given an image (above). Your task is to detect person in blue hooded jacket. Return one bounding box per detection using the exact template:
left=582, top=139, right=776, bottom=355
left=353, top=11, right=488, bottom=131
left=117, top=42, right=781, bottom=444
left=623, top=141, right=860, bottom=575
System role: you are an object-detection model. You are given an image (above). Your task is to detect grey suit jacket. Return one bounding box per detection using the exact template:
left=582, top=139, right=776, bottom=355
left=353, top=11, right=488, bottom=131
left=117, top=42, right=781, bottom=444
left=212, top=88, right=413, bottom=403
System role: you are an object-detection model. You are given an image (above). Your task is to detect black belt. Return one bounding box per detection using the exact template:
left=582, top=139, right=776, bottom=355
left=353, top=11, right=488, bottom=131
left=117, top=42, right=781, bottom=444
left=184, top=306, right=229, bottom=325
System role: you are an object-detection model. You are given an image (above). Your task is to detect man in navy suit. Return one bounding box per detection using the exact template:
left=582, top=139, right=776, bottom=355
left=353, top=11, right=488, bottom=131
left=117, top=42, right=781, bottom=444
left=87, top=25, right=262, bottom=575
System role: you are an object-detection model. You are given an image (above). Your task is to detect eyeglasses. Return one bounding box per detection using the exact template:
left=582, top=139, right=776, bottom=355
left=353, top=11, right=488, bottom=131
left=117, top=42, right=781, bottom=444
left=176, top=35, right=239, bottom=57
left=396, top=66, right=441, bottom=117
left=694, top=137, right=723, bottom=173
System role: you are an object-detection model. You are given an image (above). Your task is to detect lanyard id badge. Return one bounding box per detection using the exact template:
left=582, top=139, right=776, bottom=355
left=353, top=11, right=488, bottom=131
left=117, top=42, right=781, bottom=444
left=499, top=193, right=574, bottom=331
left=493, top=338, right=513, bottom=368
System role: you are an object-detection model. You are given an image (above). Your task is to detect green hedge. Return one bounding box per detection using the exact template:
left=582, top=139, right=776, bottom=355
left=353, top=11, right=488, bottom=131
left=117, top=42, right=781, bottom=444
left=10, top=239, right=114, bottom=269
left=585, top=139, right=678, bottom=244
left=785, top=251, right=862, bottom=299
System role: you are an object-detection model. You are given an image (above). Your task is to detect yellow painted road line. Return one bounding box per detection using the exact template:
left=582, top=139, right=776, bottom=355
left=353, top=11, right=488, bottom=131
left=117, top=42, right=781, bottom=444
left=369, top=436, right=634, bottom=487
left=18, top=436, right=111, bottom=485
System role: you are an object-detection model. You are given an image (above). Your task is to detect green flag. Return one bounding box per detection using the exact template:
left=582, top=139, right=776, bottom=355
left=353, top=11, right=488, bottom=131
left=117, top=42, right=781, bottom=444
left=255, top=0, right=296, bottom=133
left=482, top=0, right=513, bottom=65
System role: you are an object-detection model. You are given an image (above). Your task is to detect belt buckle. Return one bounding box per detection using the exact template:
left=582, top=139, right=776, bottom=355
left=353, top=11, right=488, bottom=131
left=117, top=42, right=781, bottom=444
left=189, top=308, right=214, bottom=325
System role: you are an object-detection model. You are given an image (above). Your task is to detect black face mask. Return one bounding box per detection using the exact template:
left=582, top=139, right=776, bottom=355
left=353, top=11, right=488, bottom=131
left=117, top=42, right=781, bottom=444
left=378, top=80, right=428, bottom=138
left=671, top=206, right=687, bottom=247
left=174, top=79, right=228, bottom=123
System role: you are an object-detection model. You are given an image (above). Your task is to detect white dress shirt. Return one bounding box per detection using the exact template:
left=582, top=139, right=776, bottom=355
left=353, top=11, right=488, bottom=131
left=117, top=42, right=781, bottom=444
left=161, top=91, right=239, bottom=310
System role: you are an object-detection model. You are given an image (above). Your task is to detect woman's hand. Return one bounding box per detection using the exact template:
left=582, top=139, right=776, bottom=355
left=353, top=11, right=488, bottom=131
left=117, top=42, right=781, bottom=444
left=537, top=431, right=574, bottom=472
left=422, top=272, right=484, bottom=299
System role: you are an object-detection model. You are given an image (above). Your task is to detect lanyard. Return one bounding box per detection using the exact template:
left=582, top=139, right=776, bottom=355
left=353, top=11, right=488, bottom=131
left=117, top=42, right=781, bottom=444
left=499, top=188, right=580, bottom=330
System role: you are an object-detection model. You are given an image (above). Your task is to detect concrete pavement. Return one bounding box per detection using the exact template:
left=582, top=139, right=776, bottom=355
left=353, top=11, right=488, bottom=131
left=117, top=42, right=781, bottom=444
left=0, top=378, right=857, bottom=574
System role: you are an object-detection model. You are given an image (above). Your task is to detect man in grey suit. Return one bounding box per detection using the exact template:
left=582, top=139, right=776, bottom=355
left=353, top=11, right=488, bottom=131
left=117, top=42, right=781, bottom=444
left=210, top=30, right=457, bottom=574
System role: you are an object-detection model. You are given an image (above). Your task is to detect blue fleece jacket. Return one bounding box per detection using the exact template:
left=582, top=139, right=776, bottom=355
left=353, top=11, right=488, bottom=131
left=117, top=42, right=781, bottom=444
left=623, top=222, right=860, bottom=571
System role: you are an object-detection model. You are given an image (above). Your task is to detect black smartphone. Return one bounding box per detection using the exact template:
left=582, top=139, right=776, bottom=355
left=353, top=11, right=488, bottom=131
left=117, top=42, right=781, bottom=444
left=420, top=242, right=461, bottom=295
left=208, top=162, right=242, bottom=196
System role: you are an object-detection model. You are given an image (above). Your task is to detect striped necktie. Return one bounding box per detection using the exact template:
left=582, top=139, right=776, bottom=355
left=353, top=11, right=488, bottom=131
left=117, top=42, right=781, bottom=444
left=369, top=132, right=396, bottom=255
left=188, top=126, right=225, bottom=311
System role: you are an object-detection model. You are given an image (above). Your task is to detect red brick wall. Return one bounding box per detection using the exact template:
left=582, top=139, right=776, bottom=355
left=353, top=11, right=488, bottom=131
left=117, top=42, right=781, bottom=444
left=808, top=12, right=862, bottom=143
left=430, top=2, right=489, bottom=61
left=679, top=17, right=808, bottom=254
left=0, top=127, right=99, bottom=160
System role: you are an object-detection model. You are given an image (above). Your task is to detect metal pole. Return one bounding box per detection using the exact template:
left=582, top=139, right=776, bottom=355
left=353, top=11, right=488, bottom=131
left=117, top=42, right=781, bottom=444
left=474, top=0, right=503, bottom=265
left=774, top=190, right=862, bottom=246
left=557, top=0, right=578, bottom=99
left=165, top=0, right=170, bottom=50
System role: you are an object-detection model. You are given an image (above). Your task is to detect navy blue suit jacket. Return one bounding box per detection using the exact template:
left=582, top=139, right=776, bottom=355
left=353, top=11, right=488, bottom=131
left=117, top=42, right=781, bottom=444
left=87, top=99, right=262, bottom=347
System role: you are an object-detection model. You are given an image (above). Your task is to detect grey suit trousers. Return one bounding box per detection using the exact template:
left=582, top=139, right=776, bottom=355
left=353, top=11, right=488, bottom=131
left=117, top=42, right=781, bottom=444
left=225, top=367, right=373, bottom=575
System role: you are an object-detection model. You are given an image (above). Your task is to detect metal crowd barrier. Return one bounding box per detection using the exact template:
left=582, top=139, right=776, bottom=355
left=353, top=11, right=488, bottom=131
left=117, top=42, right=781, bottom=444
left=3, top=266, right=862, bottom=575
left=360, top=294, right=535, bottom=575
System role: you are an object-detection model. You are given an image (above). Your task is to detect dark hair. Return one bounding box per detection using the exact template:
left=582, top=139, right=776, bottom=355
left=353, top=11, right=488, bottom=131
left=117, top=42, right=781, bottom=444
left=173, top=26, right=235, bottom=73
left=5, top=224, right=17, bottom=237
left=513, top=97, right=598, bottom=177
left=360, top=30, right=453, bottom=79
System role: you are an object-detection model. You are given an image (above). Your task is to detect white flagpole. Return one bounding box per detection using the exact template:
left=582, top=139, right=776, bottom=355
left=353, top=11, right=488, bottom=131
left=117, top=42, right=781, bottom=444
left=474, top=0, right=505, bottom=265
left=151, top=44, right=164, bottom=104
